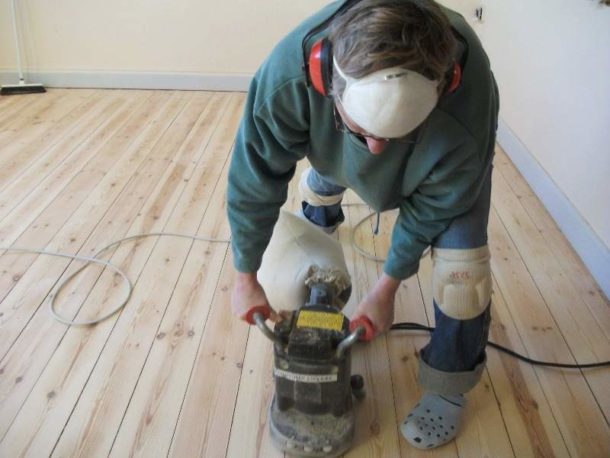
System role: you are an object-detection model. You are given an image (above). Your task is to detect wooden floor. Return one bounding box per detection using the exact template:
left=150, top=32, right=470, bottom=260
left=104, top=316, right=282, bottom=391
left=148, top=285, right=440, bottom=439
left=0, top=89, right=608, bottom=457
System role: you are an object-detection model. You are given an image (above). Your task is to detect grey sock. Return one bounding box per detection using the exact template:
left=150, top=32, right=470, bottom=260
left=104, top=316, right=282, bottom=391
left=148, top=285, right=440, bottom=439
left=400, top=392, right=466, bottom=450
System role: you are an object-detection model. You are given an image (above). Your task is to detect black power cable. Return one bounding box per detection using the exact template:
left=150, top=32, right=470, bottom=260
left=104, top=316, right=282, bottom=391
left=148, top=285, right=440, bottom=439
left=390, top=322, right=610, bottom=369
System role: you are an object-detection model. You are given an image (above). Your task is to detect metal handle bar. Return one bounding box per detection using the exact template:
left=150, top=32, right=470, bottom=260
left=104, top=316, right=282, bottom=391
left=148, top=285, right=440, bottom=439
left=253, top=312, right=283, bottom=346
left=336, top=326, right=364, bottom=359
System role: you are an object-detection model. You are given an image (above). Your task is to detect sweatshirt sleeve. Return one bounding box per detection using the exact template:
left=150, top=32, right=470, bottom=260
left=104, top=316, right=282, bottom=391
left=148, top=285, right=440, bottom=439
left=227, top=76, right=310, bottom=273
left=384, top=134, right=492, bottom=280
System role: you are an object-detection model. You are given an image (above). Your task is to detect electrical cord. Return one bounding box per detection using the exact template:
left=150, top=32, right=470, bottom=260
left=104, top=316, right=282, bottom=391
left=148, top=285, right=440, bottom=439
left=0, top=232, right=229, bottom=326
left=390, top=322, right=610, bottom=369
left=349, top=207, right=432, bottom=262
left=348, top=207, right=610, bottom=370
left=0, top=209, right=607, bottom=369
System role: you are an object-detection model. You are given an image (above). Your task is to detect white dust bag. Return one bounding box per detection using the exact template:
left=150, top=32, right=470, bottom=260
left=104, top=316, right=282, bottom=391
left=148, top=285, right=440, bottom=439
left=258, top=210, right=351, bottom=312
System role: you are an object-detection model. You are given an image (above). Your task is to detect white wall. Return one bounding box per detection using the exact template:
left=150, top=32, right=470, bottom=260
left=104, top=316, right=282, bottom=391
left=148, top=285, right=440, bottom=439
left=0, top=0, right=327, bottom=75
left=439, top=2, right=610, bottom=246
left=438, top=0, right=610, bottom=294
left=476, top=0, right=610, bottom=249
left=0, top=0, right=16, bottom=67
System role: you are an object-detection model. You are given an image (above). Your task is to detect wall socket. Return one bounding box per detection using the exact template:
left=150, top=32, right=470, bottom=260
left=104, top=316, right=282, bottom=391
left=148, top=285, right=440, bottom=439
left=474, top=6, right=484, bottom=22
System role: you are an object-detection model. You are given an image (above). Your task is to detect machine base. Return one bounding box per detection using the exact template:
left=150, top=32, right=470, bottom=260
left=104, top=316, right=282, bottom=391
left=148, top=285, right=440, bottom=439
left=268, top=396, right=355, bottom=458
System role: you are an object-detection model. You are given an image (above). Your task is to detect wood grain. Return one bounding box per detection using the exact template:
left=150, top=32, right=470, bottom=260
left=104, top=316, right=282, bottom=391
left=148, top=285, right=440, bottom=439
left=0, top=91, right=607, bottom=458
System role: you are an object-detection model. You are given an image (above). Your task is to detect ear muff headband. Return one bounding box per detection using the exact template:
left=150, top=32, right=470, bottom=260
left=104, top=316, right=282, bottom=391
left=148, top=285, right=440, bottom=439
left=302, top=0, right=467, bottom=97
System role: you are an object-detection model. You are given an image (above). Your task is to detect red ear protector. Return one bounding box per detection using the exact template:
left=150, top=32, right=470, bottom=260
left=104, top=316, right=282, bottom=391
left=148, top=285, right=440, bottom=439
left=447, top=60, right=462, bottom=93
left=301, top=1, right=357, bottom=96
left=307, top=38, right=334, bottom=96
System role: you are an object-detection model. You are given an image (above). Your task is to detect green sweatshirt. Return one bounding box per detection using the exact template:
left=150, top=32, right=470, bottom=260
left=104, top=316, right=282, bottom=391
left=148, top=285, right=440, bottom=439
left=227, top=2, right=499, bottom=280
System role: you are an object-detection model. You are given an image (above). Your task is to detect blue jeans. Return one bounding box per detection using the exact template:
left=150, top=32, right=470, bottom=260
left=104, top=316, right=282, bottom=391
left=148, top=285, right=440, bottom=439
left=301, top=170, right=346, bottom=228
left=302, top=168, right=493, bottom=395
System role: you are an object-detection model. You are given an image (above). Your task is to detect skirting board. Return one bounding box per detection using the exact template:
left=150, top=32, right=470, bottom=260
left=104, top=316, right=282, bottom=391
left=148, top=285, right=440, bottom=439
left=0, top=71, right=252, bottom=92
left=497, top=119, right=609, bottom=297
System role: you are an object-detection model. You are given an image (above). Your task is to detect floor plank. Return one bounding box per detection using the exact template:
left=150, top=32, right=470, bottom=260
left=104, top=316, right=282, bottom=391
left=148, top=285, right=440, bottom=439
left=488, top=206, right=610, bottom=457
left=494, top=148, right=610, bottom=342
left=14, top=92, right=223, bottom=457
left=0, top=93, right=125, bottom=217
left=0, top=91, right=157, bottom=357
left=0, top=90, right=100, bottom=189
left=0, top=90, right=607, bottom=458
left=0, top=89, right=63, bottom=135
left=491, top=164, right=610, bottom=421
left=486, top=275, right=569, bottom=457
left=0, top=91, right=94, bottom=172
left=109, top=94, right=241, bottom=456
left=51, top=132, right=230, bottom=456
left=0, top=91, right=48, bottom=130
left=0, top=91, right=188, bottom=450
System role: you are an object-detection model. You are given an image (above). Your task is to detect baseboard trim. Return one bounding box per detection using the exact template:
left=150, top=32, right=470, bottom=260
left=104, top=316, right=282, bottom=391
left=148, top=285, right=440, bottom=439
left=497, top=118, right=609, bottom=297
left=0, top=70, right=252, bottom=92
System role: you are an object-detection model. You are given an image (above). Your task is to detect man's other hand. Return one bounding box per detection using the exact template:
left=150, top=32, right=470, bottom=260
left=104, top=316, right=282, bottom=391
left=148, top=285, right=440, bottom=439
left=231, top=272, right=279, bottom=324
left=352, top=273, right=400, bottom=339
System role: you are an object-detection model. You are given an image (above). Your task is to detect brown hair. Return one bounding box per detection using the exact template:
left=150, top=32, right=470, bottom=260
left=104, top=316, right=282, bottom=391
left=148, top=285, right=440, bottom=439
left=328, top=0, right=457, bottom=94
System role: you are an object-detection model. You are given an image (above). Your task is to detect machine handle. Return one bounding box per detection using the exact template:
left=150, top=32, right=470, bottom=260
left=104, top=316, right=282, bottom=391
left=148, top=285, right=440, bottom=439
left=243, top=304, right=272, bottom=325
left=252, top=311, right=283, bottom=346
left=349, top=316, right=376, bottom=342
left=336, top=326, right=364, bottom=358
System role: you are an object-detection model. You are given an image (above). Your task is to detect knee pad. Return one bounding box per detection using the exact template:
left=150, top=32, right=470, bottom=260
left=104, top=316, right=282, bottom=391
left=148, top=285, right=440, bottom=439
left=299, top=168, right=344, bottom=207
left=432, top=246, right=491, bottom=320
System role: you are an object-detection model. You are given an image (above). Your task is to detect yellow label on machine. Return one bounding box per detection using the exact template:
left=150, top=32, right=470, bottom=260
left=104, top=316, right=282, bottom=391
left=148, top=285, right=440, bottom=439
left=296, top=311, right=344, bottom=331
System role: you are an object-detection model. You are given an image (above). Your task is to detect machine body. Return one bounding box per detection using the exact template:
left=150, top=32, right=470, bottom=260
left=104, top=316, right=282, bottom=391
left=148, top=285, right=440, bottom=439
left=254, top=282, right=364, bottom=457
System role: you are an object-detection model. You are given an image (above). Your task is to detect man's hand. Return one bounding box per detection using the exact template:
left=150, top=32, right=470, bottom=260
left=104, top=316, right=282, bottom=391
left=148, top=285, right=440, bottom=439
left=231, top=272, right=279, bottom=324
left=352, top=273, right=401, bottom=339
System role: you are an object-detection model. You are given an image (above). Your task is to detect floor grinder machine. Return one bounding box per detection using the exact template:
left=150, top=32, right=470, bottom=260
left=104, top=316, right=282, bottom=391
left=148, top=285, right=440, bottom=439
left=247, top=276, right=374, bottom=458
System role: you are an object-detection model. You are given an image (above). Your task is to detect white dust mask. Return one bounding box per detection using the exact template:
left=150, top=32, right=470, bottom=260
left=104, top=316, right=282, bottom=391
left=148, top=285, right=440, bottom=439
left=334, top=58, right=439, bottom=138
